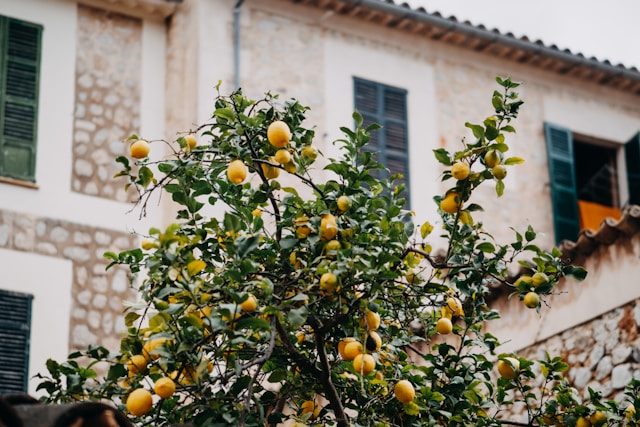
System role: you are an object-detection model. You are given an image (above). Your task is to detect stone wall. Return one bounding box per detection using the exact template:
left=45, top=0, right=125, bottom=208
left=0, top=208, right=137, bottom=351
left=72, top=4, right=142, bottom=202
left=521, top=299, right=640, bottom=403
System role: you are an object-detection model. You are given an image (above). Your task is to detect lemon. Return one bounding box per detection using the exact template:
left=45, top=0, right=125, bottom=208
left=444, top=297, right=464, bottom=317
left=531, top=272, right=549, bottom=287
left=436, top=317, right=453, bottom=334
left=484, top=149, right=500, bottom=168
left=126, top=388, right=153, bottom=416
left=394, top=380, right=415, bottom=403
left=338, top=337, right=357, bottom=359
left=301, top=145, right=318, bottom=159
left=319, top=272, right=338, bottom=294
left=154, top=377, right=176, bottom=399
left=492, top=164, right=507, bottom=180
left=342, top=341, right=363, bottom=361
left=320, top=214, right=338, bottom=240
left=440, top=192, right=462, bottom=214
left=451, top=161, right=470, bottom=180
left=267, top=120, right=291, bottom=148
left=353, top=353, right=375, bottom=375
left=364, top=310, right=381, bottom=331
left=337, top=195, right=352, bottom=211
left=366, top=331, right=382, bottom=351
left=300, top=400, right=320, bottom=420
left=523, top=291, right=540, bottom=309
left=142, top=338, right=170, bottom=361
left=261, top=157, right=280, bottom=179
left=128, top=354, right=147, bottom=375
left=130, top=139, right=150, bottom=159
left=497, top=357, right=519, bottom=379
left=184, top=133, right=197, bottom=148
left=227, top=159, right=247, bottom=184
left=589, top=410, right=607, bottom=427
left=274, top=149, right=292, bottom=164
left=240, top=294, right=258, bottom=312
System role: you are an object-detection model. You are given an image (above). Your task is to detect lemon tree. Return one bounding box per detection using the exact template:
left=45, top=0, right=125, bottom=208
left=36, top=79, right=640, bottom=427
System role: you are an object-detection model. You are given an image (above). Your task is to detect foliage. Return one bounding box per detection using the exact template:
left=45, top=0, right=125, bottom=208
left=36, top=78, right=637, bottom=427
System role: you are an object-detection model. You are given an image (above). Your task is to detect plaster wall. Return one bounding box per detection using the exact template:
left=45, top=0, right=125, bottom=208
left=0, top=248, right=73, bottom=395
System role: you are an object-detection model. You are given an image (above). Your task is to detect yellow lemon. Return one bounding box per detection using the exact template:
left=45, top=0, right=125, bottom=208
left=337, top=195, right=352, bottom=211
left=364, top=310, right=381, bottom=331
left=342, top=341, right=363, bottom=361
left=523, top=292, right=540, bottom=309
left=240, top=294, right=258, bottom=312
left=338, top=337, right=357, bottom=359
left=300, top=400, right=320, bottom=420
left=154, top=377, right=176, bottom=399
left=261, top=157, right=280, bottom=179
left=126, top=388, right=153, bottom=416
left=142, top=338, right=170, bottom=361
left=366, top=331, right=382, bottom=351
left=227, top=159, right=247, bottom=184
left=130, top=139, right=150, bottom=159
left=484, top=149, right=500, bottom=168
left=127, top=354, right=147, bottom=375
left=184, top=133, right=197, bottom=148
left=320, top=214, right=338, bottom=241
left=440, top=192, right=462, bottom=214
left=275, top=149, right=292, bottom=164
left=353, top=353, right=376, bottom=375
left=451, top=161, right=470, bottom=180
left=267, top=120, right=291, bottom=148
left=319, top=272, right=338, bottom=294
left=497, top=357, right=519, bottom=379
left=436, top=317, right=453, bottom=334
left=394, top=380, right=415, bottom=403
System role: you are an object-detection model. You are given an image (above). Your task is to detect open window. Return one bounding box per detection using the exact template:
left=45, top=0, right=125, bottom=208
left=544, top=122, right=640, bottom=244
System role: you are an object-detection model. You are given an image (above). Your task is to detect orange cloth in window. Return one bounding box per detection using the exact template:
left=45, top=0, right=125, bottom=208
left=578, top=200, right=622, bottom=231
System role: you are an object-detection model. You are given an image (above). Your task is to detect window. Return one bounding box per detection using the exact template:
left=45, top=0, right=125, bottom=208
left=0, top=289, right=33, bottom=393
left=354, top=77, right=409, bottom=206
left=0, top=16, right=42, bottom=182
left=544, top=122, right=640, bottom=243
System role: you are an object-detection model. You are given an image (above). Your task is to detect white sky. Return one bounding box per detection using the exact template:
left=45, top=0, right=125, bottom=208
left=406, top=0, right=640, bottom=69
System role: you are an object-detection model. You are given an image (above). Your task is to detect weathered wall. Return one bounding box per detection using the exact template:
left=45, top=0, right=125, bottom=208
left=0, top=208, right=136, bottom=352
left=72, top=4, right=142, bottom=201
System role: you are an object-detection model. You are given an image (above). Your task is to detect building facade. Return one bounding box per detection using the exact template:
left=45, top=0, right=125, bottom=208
left=1, top=0, right=639, bottom=399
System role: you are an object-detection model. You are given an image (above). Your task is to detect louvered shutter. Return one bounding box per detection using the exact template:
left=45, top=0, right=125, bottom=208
left=544, top=122, right=580, bottom=244
left=0, top=289, right=33, bottom=393
left=624, top=132, right=640, bottom=206
left=0, top=17, right=42, bottom=182
left=354, top=78, right=409, bottom=206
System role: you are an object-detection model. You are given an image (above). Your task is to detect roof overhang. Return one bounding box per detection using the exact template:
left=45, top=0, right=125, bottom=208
left=293, top=0, right=640, bottom=95
left=76, top=0, right=178, bottom=20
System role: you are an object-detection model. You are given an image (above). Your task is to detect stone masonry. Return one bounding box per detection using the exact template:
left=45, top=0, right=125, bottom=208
left=72, top=4, right=142, bottom=202
left=0, top=208, right=137, bottom=352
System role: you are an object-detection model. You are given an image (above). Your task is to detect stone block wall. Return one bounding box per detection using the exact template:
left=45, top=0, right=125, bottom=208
left=0, top=208, right=137, bottom=351
left=72, top=4, right=142, bottom=202
left=521, top=300, right=640, bottom=403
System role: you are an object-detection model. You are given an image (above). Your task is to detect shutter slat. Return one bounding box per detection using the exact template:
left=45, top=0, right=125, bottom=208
left=6, top=61, right=37, bottom=99
left=354, top=80, right=377, bottom=114
left=385, top=122, right=406, bottom=152
left=625, top=132, right=640, bottom=206
left=7, top=20, right=40, bottom=61
left=544, top=122, right=580, bottom=244
left=384, top=89, right=406, bottom=120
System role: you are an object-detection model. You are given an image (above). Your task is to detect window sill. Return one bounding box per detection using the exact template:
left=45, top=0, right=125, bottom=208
left=0, top=177, right=39, bottom=190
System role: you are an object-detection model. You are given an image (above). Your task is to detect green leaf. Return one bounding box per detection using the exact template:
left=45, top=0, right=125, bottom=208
left=495, top=180, right=505, bottom=197
left=288, top=306, right=308, bottom=328
left=433, top=148, right=451, bottom=166
left=214, top=107, right=236, bottom=121
left=235, top=235, right=260, bottom=259
left=564, top=265, right=587, bottom=281
left=125, top=312, right=141, bottom=327
left=476, top=242, right=495, bottom=252
left=465, top=122, right=485, bottom=140
left=504, top=157, right=524, bottom=165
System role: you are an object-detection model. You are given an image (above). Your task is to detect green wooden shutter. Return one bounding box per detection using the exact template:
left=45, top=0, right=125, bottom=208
left=354, top=77, right=409, bottom=206
left=0, top=17, right=42, bottom=182
left=624, top=132, right=640, bottom=206
left=0, top=289, right=33, bottom=393
left=544, top=122, right=580, bottom=244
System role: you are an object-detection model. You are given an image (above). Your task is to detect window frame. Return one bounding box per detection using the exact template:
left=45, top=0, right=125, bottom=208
left=544, top=122, right=640, bottom=243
